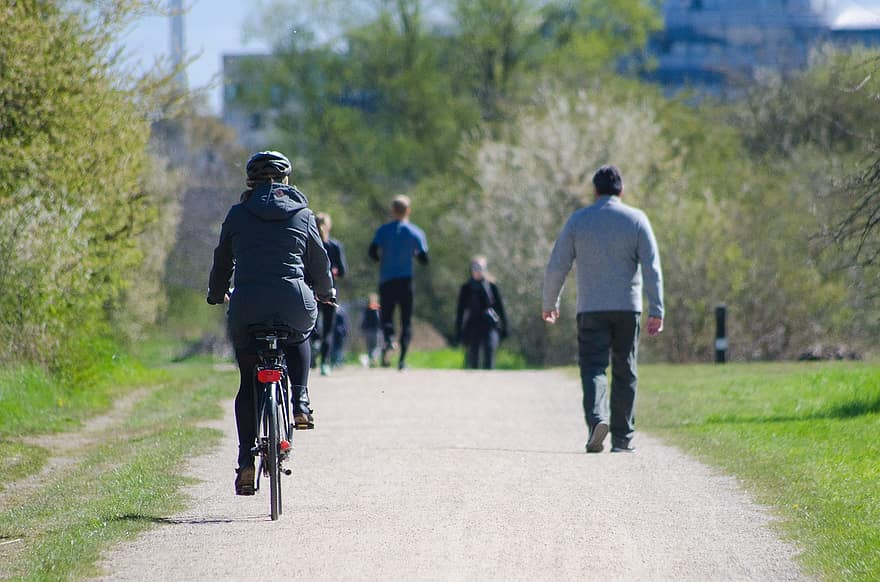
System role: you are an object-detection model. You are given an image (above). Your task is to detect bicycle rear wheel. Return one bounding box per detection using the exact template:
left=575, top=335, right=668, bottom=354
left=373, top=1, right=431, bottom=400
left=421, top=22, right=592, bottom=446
left=267, top=384, right=282, bottom=521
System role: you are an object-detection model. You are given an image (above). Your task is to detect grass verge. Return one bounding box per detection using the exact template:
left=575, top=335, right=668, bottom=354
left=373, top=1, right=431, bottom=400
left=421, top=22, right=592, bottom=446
left=406, top=347, right=531, bottom=370
left=637, top=361, right=880, bottom=581
left=0, top=359, right=167, bottom=439
left=0, top=361, right=235, bottom=581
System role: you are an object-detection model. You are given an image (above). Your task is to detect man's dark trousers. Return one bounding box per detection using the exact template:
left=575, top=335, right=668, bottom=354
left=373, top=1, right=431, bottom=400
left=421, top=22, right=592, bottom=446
left=577, top=311, right=640, bottom=447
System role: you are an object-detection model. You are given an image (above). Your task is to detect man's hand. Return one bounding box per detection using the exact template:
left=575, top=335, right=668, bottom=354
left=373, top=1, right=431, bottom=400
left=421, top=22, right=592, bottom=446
left=542, top=310, right=559, bottom=324
left=647, top=316, right=663, bottom=337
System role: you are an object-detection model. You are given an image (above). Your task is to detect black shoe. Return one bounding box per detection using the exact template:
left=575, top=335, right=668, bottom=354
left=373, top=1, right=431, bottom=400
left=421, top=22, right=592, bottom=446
left=234, top=466, right=255, bottom=495
left=586, top=421, right=609, bottom=453
left=398, top=359, right=407, bottom=371
left=610, top=442, right=635, bottom=453
left=294, top=412, right=315, bottom=430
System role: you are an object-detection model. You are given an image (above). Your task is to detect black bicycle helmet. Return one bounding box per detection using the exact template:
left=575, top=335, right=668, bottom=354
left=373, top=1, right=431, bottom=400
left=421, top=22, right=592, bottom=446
left=246, top=150, right=292, bottom=181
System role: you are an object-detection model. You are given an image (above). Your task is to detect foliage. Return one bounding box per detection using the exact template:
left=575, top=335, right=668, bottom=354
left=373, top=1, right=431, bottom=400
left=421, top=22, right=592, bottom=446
left=236, top=2, right=876, bottom=362
left=732, top=47, right=880, bottom=350
left=0, top=1, right=180, bottom=368
left=638, top=361, right=880, bottom=581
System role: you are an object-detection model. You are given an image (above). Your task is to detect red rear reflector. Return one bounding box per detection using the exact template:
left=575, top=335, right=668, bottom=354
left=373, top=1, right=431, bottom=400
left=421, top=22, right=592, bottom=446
left=280, top=440, right=291, bottom=452
left=257, top=369, right=283, bottom=383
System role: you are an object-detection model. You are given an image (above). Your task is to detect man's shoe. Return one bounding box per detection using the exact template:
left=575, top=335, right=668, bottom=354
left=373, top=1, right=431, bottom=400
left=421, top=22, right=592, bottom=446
left=586, top=421, right=609, bottom=453
left=234, top=466, right=255, bottom=496
left=320, top=363, right=331, bottom=376
left=294, top=412, right=315, bottom=430
left=610, top=442, right=635, bottom=453
left=398, top=359, right=407, bottom=372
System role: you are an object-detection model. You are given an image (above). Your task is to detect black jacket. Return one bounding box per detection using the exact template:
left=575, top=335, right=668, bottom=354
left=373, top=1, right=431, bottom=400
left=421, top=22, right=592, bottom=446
left=324, top=238, right=348, bottom=279
left=455, top=278, right=508, bottom=341
left=208, top=182, right=334, bottom=346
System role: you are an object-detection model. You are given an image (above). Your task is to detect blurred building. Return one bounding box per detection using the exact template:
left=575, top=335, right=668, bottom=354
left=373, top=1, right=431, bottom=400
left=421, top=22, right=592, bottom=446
left=222, top=54, right=291, bottom=151
left=648, top=0, right=880, bottom=93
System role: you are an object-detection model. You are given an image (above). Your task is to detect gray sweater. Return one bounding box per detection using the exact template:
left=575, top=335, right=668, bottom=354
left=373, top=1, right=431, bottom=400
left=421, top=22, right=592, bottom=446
left=542, top=196, right=664, bottom=318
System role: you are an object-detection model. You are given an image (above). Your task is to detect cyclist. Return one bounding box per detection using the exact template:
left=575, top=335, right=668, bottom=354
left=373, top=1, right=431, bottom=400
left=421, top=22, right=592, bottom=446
left=314, top=212, right=348, bottom=376
left=368, top=195, right=429, bottom=370
left=207, top=150, right=335, bottom=495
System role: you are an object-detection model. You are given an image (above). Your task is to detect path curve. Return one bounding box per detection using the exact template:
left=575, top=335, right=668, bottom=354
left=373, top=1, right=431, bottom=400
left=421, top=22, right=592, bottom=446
left=95, top=369, right=805, bottom=581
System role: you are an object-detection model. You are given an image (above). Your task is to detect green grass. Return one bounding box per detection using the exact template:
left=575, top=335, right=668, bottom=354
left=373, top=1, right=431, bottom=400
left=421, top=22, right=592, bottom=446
left=0, top=362, right=233, bottom=581
left=406, top=347, right=532, bottom=370
left=0, top=358, right=166, bottom=439
left=637, top=361, right=880, bottom=581
left=0, top=442, right=47, bottom=492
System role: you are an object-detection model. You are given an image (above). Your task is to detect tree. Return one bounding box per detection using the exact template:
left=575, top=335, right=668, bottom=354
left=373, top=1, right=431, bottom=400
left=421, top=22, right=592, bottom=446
left=0, top=1, right=179, bottom=365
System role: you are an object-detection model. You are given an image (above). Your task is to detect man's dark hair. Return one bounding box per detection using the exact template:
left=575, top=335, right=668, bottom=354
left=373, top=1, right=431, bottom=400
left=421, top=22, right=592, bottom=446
left=592, top=165, right=623, bottom=196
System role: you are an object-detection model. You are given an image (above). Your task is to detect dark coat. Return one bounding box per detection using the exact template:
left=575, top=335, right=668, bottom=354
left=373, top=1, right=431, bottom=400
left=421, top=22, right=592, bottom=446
left=208, top=182, right=334, bottom=347
left=455, top=278, right=508, bottom=342
left=324, top=238, right=348, bottom=279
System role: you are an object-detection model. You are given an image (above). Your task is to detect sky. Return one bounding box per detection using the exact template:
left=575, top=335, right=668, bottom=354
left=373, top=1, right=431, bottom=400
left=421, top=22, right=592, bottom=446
left=121, top=0, right=880, bottom=115
left=120, top=1, right=269, bottom=114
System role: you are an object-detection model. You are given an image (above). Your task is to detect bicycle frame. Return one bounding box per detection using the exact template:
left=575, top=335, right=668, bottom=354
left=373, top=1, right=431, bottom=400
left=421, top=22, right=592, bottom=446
left=251, top=331, right=294, bottom=520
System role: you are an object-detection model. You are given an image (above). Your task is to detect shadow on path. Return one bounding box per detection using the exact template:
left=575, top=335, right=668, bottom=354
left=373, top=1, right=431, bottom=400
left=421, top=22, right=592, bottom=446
left=703, top=395, right=880, bottom=426
left=114, top=514, right=266, bottom=526
left=378, top=446, right=585, bottom=456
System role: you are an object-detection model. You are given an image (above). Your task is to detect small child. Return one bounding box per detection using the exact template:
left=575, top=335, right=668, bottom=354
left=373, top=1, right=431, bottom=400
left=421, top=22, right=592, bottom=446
left=360, top=293, right=382, bottom=367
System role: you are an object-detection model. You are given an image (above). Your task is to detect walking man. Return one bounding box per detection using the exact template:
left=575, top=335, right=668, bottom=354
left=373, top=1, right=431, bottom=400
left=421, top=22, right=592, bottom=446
left=369, top=195, right=429, bottom=370
left=542, top=165, right=664, bottom=453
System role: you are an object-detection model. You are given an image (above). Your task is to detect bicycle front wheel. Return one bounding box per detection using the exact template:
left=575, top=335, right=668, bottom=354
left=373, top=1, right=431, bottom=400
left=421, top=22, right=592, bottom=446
left=267, top=383, right=282, bottom=521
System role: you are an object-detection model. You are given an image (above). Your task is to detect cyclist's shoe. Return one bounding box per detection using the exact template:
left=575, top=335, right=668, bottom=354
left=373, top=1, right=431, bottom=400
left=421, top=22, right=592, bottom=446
left=586, top=421, right=609, bottom=453
left=320, top=362, right=331, bottom=376
left=293, top=384, right=314, bottom=429
left=294, top=412, right=315, bottom=430
left=234, top=466, right=255, bottom=496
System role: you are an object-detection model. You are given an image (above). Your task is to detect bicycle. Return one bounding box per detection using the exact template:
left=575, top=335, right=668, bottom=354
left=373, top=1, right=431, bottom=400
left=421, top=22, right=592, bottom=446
left=250, top=326, right=295, bottom=521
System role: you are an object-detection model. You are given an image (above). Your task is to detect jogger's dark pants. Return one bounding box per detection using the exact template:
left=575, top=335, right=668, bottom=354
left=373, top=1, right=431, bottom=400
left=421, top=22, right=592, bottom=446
left=577, top=311, right=640, bottom=447
left=318, top=302, right=336, bottom=366
left=379, top=277, right=414, bottom=362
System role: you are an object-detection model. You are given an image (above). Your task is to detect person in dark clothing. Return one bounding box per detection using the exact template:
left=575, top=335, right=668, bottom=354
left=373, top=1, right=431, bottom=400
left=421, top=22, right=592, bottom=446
left=454, top=256, right=508, bottom=370
left=368, top=195, right=429, bottom=370
left=330, top=306, right=348, bottom=366
left=360, top=293, right=382, bottom=367
left=207, top=150, right=335, bottom=495
left=314, top=212, right=347, bottom=376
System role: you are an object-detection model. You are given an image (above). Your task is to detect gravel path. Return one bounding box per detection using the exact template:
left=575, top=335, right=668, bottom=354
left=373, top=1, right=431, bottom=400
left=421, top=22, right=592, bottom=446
left=95, top=369, right=805, bottom=581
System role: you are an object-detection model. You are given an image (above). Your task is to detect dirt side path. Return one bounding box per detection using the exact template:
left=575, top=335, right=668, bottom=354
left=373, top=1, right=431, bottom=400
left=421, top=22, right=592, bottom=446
left=95, top=369, right=805, bottom=581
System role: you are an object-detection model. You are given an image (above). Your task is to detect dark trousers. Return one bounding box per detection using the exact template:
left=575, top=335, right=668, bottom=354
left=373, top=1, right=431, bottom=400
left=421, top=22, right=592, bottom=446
left=465, top=328, right=500, bottom=370
left=318, top=302, right=336, bottom=365
left=234, top=340, right=310, bottom=469
left=379, top=277, right=414, bottom=362
left=577, top=311, right=640, bottom=447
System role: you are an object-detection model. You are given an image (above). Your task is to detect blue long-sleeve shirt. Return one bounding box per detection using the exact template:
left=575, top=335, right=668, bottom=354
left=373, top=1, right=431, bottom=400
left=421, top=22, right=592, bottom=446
left=542, top=195, right=664, bottom=318
left=369, top=220, right=429, bottom=284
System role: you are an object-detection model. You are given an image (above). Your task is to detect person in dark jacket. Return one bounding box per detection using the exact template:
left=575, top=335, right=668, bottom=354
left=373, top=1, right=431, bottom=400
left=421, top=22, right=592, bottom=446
left=454, top=256, right=508, bottom=370
left=314, top=212, right=348, bottom=376
left=207, top=150, right=335, bottom=495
